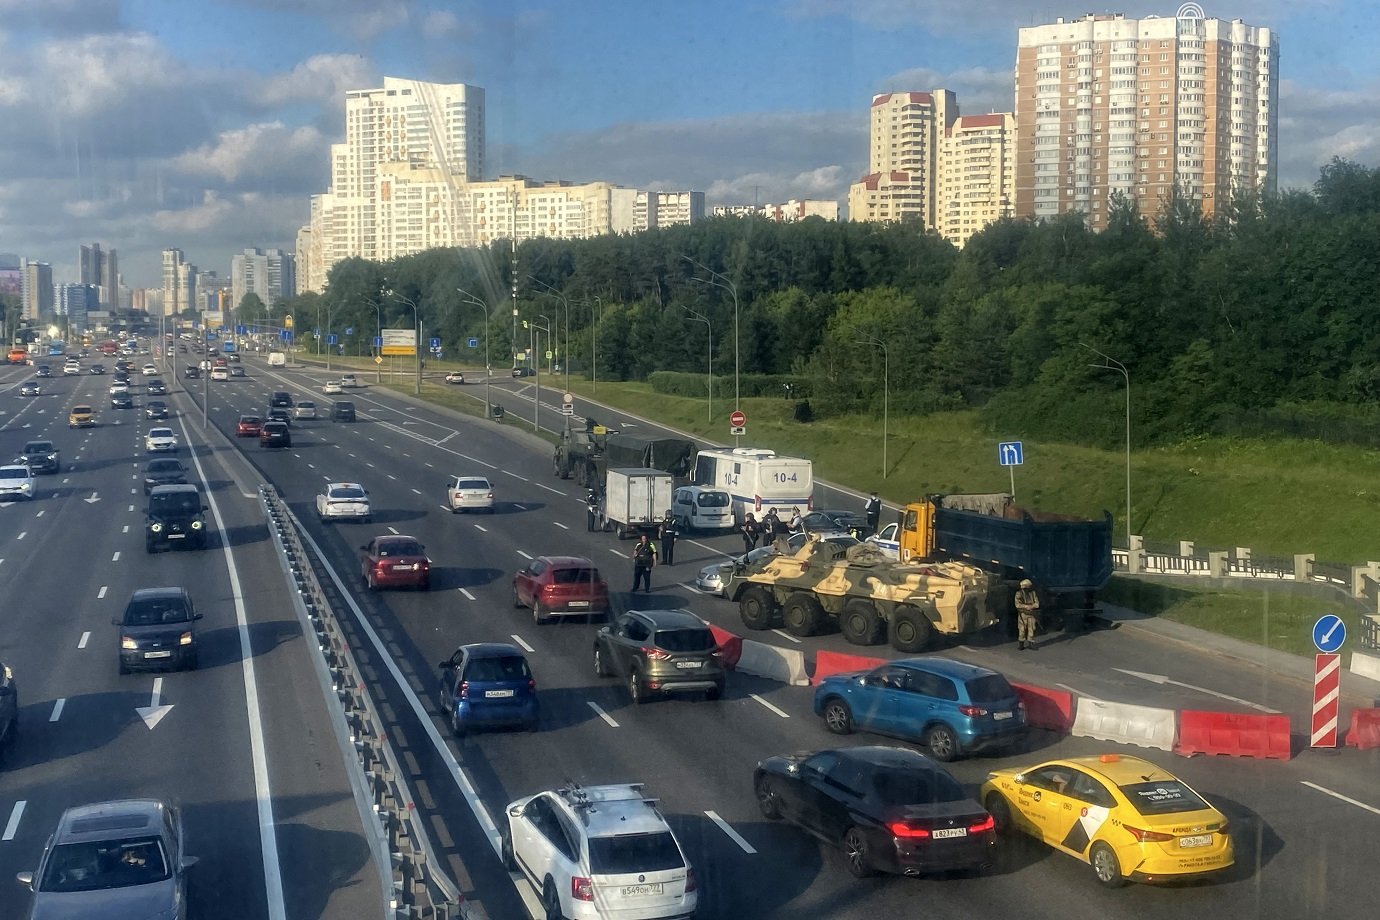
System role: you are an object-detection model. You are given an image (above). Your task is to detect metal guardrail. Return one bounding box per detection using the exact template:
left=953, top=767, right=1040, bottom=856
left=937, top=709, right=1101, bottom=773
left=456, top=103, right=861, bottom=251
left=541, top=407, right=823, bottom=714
left=1363, top=615, right=1380, bottom=651
left=260, top=485, right=471, bottom=920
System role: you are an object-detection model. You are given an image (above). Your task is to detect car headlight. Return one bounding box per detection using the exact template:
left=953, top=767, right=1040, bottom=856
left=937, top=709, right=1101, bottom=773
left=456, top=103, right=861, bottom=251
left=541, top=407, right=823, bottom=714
left=121, top=636, right=137, bottom=650
left=179, top=631, right=194, bottom=646
left=150, top=522, right=163, bottom=533
left=191, top=520, right=203, bottom=530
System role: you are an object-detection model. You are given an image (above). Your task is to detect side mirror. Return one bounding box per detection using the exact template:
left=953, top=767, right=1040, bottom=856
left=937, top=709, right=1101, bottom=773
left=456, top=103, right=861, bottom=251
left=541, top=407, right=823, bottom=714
left=437, top=661, right=450, bottom=670
left=1013, top=773, right=1026, bottom=785
left=181, top=856, right=199, bottom=870
left=193, top=613, right=204, bottom=621
left=202, top=505, right=209, bottom=511
left=508, top=806, right=523, bottom=818
left=16, top=871, right=34, bottom=890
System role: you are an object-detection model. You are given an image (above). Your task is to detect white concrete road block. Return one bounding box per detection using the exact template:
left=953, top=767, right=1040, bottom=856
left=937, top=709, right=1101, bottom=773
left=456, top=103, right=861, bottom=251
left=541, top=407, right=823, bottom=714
left=1351, top=649, right=1380, bottom=683
left=736, top=639, right=810, bottom=686
left=1072, top=698, right=1177, bottom=751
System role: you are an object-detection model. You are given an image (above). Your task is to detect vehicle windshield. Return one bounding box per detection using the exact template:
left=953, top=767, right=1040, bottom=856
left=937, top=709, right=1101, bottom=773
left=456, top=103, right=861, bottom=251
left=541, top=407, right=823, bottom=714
left=653, top=627, right=715, bottom=653
left=149, top=493, right=200, bottom=515
left=39, top=837, right=170, bottom=893
left=1119, top=780, right=1212, bottom=816
left=587, top=832, right=684, bottom=874
left=25, top=443, right=53, bottom=453
left=871, top=768, right=967, bottom=805
left=0, top=468, right=27, bottom=480
left=123, top=598, right=191, bottom=626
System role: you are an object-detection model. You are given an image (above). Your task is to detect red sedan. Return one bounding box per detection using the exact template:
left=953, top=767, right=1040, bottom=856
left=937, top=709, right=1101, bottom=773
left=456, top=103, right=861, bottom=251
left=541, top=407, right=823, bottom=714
left=361, top=535, right=431, bottom=590
left=512, top=555, right=610, bottom=623
left=235, top=415, right=263, bottom=437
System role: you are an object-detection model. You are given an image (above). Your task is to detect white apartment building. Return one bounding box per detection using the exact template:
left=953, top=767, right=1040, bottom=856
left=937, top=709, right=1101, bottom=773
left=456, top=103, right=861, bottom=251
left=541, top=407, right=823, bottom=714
left=937, top=113, right=1016, bottom=247
left=231, top=248, right=294, bottom=310
left=1015, top=5, right=1278, bottom=229
left=161, top=249, right=195, bottom=318
left=848, top=90, right=957, bottom=227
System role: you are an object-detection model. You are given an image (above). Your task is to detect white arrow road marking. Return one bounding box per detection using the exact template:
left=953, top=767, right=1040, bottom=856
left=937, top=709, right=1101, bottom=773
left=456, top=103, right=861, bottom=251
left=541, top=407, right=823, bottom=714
left=84, top=491, right=100, bottom=504
left=1112, top=668, right=1280, bottom=713
left=136, top=677, right=174, bottom=729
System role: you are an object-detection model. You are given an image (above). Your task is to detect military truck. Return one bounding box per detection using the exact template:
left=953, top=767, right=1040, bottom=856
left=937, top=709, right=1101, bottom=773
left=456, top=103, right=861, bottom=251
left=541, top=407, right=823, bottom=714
left=553, top=418, right=695, bottom=488
left=721, top=535, right=1006, bottom=652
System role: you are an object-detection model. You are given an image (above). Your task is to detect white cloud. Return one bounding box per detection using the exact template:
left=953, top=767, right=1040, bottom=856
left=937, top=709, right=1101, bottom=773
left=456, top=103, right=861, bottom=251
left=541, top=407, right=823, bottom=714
left=171, top=122, right=327, bottom=187
left=258, top=54, right=377, bottom=108
left=422, top=10, right=467, bottom=39
left=151, top=191, right=237, bottom=234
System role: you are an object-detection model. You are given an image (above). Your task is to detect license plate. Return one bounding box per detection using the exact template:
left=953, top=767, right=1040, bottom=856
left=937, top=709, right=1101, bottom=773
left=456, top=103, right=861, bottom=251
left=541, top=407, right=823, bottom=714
left=620, top=883, right=663, bottom=897
left=933, top=827, right=968, bottom=839
left=675, top=660, right=702, bottom=669
left=1179, top=834, right=1213, bottom=848
left=168, top=533, right=185, bottom=539
left=393, top=564, right=416, bottom=572
left=568, top=601, right=590, bottom=607
left=145, top=651, right=173, bottom=659
left=484, top=689, right=515, bottom=698
left=993, top=711, right=1013, bottom=720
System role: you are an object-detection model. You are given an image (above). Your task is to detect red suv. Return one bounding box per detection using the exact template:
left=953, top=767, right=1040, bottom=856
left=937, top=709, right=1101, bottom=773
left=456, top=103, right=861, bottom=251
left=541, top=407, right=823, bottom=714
left=512, top=555, right=610, bottom=624
left=235, top=415, right=263, bottom=437
left=360, top=535, right=430, bottom=590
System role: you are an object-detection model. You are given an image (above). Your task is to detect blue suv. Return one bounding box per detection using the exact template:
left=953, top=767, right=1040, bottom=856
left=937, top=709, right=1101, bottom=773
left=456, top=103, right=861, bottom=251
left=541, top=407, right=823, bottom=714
left=437, top=643, right=539, bottom=735
left=813, top=658, right=1026, bottom=761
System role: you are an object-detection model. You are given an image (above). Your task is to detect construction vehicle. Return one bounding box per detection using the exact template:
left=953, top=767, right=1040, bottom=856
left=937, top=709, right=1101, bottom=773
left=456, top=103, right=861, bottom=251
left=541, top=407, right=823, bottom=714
left=721, top=534, right=1005, bottom=652
left=553, top=418, right=695, bottom=488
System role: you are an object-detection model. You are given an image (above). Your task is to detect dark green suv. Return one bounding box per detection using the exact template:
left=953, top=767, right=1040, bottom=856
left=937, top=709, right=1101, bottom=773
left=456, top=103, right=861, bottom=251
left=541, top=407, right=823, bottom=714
left=593, top=609, right=725, bottom=703
left=146, top=484, right=211, bottom=552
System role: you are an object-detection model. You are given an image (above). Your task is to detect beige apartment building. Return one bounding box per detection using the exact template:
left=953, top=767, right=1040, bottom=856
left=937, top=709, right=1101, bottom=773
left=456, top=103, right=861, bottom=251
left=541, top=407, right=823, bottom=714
left=937, top=113, right=1016, bottom=247
left=1014, top=5, right=1278, bottom=229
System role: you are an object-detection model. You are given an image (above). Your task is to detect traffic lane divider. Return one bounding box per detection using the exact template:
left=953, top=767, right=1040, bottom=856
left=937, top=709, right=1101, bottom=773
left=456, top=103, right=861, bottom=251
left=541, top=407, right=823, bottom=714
left=811, top=650, right=888, bottom=684
left=1344, top=708, right=1380, bottom=750
left=736, top=639, right=810, bottom=686
left=707, top=623, right=742, bottom=669
left=1011, top=682, right=1075, bottom=733
left=1175, top=709, right=1292, bottom=760
left=1072, top=697, right=1177, bottom=751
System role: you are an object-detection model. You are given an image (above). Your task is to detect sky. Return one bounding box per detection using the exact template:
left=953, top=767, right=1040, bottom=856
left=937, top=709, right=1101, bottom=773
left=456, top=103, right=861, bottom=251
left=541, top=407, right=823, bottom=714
left=0, top=0, right=1375, bottom=288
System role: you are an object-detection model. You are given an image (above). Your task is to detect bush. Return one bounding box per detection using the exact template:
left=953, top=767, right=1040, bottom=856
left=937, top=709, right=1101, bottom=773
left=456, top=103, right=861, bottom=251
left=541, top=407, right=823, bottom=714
left=646, top=371, right=813, bottom=399
left=793, top=400, right=814, bottom=423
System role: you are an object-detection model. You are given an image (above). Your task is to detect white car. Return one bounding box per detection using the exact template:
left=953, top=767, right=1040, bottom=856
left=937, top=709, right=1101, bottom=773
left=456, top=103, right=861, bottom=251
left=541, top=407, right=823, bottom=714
left=210, top=366, right=230, bottom=381
left=108, top=381, right=130, bottom=396
left=444, top=372, right=466, bottom=384
left=62, top=363, right=80, bottom=376
left=0, top=463, right=35, bottom=501
left=142, top=363, right=158, bottom=376
left=864, top=522, right=901, bottom=559
left=695, top=532, right=859, bottom=595
left=315, top=482, right=371, bottom=522
left=145, top=427, right=179, bottom=452
left=293, top=400, right=317, bottom=420
left=339, top=374, right=359, bottom=388
left=322, top=380, right=343, bottom=394
left=502, top=783, right=697, bottom=920
left=446, top=475, right=495, bottom=513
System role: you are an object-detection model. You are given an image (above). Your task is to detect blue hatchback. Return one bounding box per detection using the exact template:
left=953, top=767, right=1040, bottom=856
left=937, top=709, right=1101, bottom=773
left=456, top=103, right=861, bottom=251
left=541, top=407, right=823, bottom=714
left=437, top=643, right=539, bottom=735
left=813, top=658, right=1026, bottom=762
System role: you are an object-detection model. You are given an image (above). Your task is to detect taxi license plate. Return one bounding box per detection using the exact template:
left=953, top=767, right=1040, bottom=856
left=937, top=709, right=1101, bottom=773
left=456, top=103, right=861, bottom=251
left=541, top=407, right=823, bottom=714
left=993, top=711, right=1013, bottom=720
left=620, top=883, right=663, bottom=897
left=933, top=828, right=968, bottom=839
left=145, top=651, right=173, bottom=659
left=675, top=660, right=702, bottom=669
left=485, top=689, right=515, bottom=698
left=1179, top=834, right=1213, bottom=848
left=568, top=601, right=590, bottom=607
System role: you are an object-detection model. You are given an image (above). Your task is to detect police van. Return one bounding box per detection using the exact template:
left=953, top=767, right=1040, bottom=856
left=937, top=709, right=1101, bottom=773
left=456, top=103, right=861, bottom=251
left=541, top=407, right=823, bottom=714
left=692, top=447, right=813, bottom=524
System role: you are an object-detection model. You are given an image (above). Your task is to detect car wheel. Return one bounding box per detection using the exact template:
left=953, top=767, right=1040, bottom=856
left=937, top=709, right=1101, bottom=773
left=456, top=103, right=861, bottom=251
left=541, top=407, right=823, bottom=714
left=418, top=577, right=430, bottom=592
left=738, top=586, right=778, bottom=630
left=842, top=826, right=876, bottom=878
left=755, top=775, right=782, bottom=820
left=185, top=651, right=199, bottom=671
left=628, top=669, right=646, bottom=704
left=705, top=681, right=724, bottom=702
left=145, top=541, right=156, bottom=554
left=924, top=724, right=960, bottom=762
left=118, top=660, right=129, bottom=676
left=823, top=698, right=854, bottom=734
left=1090, top=841, right=1126, bottom=887
left=541, top=878, right=563, bottom=920
left=533, top=601, right=548, bottom=625
left=500, top=828, right=517, bottom=871
left=593, top=644, right=611, bottom=677
left=984, top=793, right=1014, bottom=836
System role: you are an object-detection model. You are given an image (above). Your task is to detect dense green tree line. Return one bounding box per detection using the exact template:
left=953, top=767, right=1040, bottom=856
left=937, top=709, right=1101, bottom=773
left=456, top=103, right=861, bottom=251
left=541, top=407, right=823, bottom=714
left=272, top=157, right=1380, bottom=450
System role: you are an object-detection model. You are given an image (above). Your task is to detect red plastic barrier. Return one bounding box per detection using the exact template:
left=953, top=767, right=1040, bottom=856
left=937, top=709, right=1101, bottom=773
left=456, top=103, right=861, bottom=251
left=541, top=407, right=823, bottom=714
left=1345, top=708, right=1380, bottom=750
left=811, top=650, right=888, bottom=684
left=1175, top=710, right=1292, bottom=760
left=707, top=624, right=742, bottom=669
left=1011, top=682, right=1075, bottom=733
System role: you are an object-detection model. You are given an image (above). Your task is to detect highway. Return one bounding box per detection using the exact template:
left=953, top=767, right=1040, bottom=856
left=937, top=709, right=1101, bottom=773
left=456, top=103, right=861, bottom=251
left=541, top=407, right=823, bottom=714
left=3, top=351, right=1379, bottom=919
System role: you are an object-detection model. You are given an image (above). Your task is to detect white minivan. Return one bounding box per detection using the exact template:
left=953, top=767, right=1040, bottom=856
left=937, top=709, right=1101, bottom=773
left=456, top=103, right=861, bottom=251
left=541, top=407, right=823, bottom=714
left=670, top=486, right=734, bottom=532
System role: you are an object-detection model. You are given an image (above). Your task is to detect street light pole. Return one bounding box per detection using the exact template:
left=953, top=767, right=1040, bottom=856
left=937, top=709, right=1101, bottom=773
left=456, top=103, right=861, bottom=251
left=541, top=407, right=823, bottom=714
left=591, top=296, right=602, bottom=393
left=687, top=308, right=712, bottom=425
left=684, top=257, right=739, bottom=444
left=385, top=289, right=422, bottom=395
left=529, top=276, right=570, bottom=391
left=1084, top=344, right=1132, bottom=551
left=857, top=337, right=888, bottom=478
left=523, top=317, right=550, bottom=432
left=456, top=287, right=491, bottom=420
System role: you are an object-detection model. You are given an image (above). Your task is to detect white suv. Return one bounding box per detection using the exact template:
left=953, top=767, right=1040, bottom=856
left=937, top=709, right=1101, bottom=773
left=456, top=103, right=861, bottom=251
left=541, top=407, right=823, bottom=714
left=502, top=783, right=697, bottom=920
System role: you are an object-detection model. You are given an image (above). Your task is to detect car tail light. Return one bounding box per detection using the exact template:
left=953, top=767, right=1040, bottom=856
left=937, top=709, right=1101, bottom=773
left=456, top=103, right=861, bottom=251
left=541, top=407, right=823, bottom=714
left=571, top=876, right=593, bottom=901
left=969, top=815, right=996, bottom=834
left=457, top=681, right=469, bottom=700
left=527, top=679, right=536, bottom=692
left=887, top=821, right=931, bottom=839
left=685, top=868, right=697, bottom=892
left=641, top=647, right=672, bottom=661
left=1123, top=824, right=1175, bottom=843
left=1216, top=822, right=1229, bottom=836
left=958, top=704, right=989, bottom=717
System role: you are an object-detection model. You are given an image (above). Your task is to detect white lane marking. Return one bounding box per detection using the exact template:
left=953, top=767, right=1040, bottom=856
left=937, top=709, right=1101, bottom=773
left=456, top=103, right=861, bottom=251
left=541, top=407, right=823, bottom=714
left=306, top=463, right=316, bottom=470
left=474, top=524, right=488, bottom=533
left=425, top=462, right=434, bottom=468
left=553, top=521, right=569, bottom=530
left=97, top=586, right=108, bottom=599
left=608, top=548, right=628, bottom=558
left=438, top=505, right=452, bottom=513
left=1055, top=683, right=1080, bottom=694
left=459, top=588, right=476, bottom=600
left=128, top=504, right=134, bottom=512
left=510, top=634, right=535, bottom=653
left=387, top=526, right=399, bottom=535
left=34, top=509, right=44, bottom=518
left=587, top=702, right=620, bottom=728
left=411, top=488, right=422, bottom=495
left=771, top=629, right=803, bottom=644
left=516, top=550, right=533, bottom=560
left=1301, top=781, right=1380, bottom=816
left=112, top=551, right=121, bottom=562
left=750, top=694, right=791, bottom=719
left=2, top=801, right=25, bottom=841
left=535, top=483, right=564, bottom=495
left=49, top=698, right=66, bottom=722
left=122, top=525, right=129, bottom=533
left=513, top=503, right=527, bottom=511
left=78, top=631, right=90, bottom=649
left=387, top=474, right=397, bottom=481
left=15, top=532, right=25, bottom=541
left=706, top=810, right=757, bottom=854
left=366, top=462, right=376, bottom=468
left=1111, top=668, right=1280, bottom=713
left=505, top=472, right=530, bottom=482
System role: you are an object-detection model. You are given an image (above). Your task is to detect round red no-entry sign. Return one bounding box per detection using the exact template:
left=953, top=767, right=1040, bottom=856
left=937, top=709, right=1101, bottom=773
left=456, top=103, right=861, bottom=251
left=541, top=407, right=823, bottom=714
left=730, top=410, right=747, bottom=427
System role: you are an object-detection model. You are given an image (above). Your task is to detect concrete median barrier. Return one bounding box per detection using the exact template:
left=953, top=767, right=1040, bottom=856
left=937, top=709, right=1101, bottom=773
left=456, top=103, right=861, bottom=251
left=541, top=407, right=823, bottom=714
left=1351, top=650, right=1380, bottom=683
left=1175, top=710, right=1292, bottom=760
left=1072, top=698, right=1177, bottom=751
left=1345, top=708, right=1380, bottom=750
left=706, top=623, right=743, bottom=669
left=811, top=650, right=888, bottom=684
left=1011, top=682, right=1075, bottom=733
left=736, top=639, right=810, bottom=686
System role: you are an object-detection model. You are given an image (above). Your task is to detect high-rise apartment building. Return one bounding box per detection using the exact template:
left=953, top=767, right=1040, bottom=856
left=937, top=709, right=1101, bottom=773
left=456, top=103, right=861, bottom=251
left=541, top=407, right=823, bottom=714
left=848, top=90, right=957, bottom=227
left=1014, top=5, right=1278, bottom=229
left=56, top=283, right=98, bottom=334
left=231, top=248, right=294, bottom=311
left=79, top=243, right=119, bottom=308
left=21, top=260, right=53, bottom=322
left=937, top=113, right=1017, bottom=247
left=161, top=248, right=196, bottom=317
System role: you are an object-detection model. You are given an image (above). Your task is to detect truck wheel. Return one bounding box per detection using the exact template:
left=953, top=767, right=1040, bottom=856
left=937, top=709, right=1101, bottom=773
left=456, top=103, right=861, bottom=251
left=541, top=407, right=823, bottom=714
left=739, top=587, right=777, bottom=630
left=615, top=522, right=627, bottom=540
left=889, top=604, right=934, bottom=653
left=840, top=599, right=886, bottom=646
left=782, top=592, right=827, bottom=637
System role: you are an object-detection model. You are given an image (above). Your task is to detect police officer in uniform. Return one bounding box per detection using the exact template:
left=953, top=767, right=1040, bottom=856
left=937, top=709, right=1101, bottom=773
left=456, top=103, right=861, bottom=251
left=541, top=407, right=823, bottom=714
left=863, top=491, right=882, bottom=537
left=658, top=511, right=679, bottom=565
left=632, top=533, right=658, bottom=592
left=1014, top=578, right=1040, bottom=650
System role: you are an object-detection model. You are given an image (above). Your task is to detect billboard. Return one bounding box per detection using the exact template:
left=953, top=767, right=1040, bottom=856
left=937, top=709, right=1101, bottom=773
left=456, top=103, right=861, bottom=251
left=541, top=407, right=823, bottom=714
left=381, top=328, right=417, bottom=356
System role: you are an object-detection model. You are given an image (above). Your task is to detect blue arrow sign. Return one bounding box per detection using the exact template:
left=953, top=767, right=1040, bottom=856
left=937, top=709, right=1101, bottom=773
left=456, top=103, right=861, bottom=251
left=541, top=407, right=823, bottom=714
left=373, top=336, right=383, bottom=347
left=1313, top=615, right=1346, bottom=653
left=468, top=337, right=479, bottom=349
left=998, top=441, right=1023, bottom=466
left=345, top=326, right=354, bottom=336
left=236, top=325, right=246, bottom=335
left=327, top=334, right=339, bottom=345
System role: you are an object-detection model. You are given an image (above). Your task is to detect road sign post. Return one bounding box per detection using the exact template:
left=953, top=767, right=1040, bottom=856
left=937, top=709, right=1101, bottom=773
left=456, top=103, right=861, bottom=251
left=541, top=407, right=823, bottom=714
left=1311, top=653, right=1342, bottom=748
left=998, top=440, right=1023, bottom=499
left=729, top=410, right=747, bottom=440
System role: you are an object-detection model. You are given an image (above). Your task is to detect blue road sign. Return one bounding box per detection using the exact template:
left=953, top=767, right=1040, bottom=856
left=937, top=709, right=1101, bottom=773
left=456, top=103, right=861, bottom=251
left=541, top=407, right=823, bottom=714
left=1313, top=614, right=1346, bottom=653
left=430, top=337, right=441, bottom=349
left=373, top=336, right=383, bottom=347
left=345, top=327, right=354, bottom=335
left=327, top=334, right=339, bottom=346
left=280, top=329, right=293, bottom=342
left=236, top=324, right=246, bottom=335
left=998, top=441, right=1024, bottom=466
left=205, top=331, right=218, bottom=341
left=468, top=337, right=479, bottom=349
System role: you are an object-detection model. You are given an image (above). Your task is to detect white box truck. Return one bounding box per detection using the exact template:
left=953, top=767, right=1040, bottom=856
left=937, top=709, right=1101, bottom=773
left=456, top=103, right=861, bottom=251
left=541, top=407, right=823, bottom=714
left=267, top=351, right=287, bottom=367
left=600, top=467, right=673, bottom=539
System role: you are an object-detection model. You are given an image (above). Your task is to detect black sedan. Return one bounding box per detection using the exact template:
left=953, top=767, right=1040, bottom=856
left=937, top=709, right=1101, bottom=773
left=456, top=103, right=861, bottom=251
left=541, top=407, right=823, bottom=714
left=110, top=393, right=134, bottom=409
left=799, top=509, right=870, bottom=536
left=754, top=745, right=995, bottom=878
left=145, top=400, right=170, bottom=420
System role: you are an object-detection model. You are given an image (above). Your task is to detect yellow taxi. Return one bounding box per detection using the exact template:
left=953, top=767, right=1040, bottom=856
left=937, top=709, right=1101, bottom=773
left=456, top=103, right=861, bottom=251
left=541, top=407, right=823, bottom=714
left=981, top=753, right=1233, bottom=887
left=68, top=404, right=95, bottom=428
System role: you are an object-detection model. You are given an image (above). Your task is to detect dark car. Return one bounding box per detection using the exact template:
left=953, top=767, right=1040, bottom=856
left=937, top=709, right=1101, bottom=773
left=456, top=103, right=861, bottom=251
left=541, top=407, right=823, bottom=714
left=35, top=364, right=52, bottom=378
left=331, top=400, right=356, bottom=422
left=147, top=378, right=167, bottom=396
left=360, top=535, right=430, bottom=590
left=89, top=363, right=106, bottom=374
left=113, top=587, right=202, bottom=672
left=512, top=555, right=611, bottom=623
left=436, top=643, right=539, bottom=736
left=593, top=609, right=725, bottom=703
left=145, top=400, right=170, bottom=420
left=799, top=509, right=869, bottom=536
left=0, top=660, right=16, bottom=757
left=754, top=745, right=996, bottom=878
left=145, top=484, right=210, bottom=552
left=511, top=366, right=535, bottom=377
left=19, top=380, right=40, bottom=396
left=269, top=390, right=293, bottom=408
left=266, top=407, right=292, bottom=426
left=813, top=657, right=1027, bottom=762
left=183, top=365, right=201, bottom=379
left=19, top=440, right=60, bottom=475
left=113, top=370, right=131, bottom=384
left=259, top=421, right=291, bottom=448
left=110, top=392, right=134, bottom=409
left=143, top=458, right=188, bottom=495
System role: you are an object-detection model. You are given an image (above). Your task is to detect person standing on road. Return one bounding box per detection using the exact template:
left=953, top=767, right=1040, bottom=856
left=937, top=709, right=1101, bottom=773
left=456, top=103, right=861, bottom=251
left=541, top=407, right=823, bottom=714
left=632, top=533, right=658, bottom=592
left=864, top=491, right=882, bottom=537
left=741, top=513, right=761, bottom=553
left=1014, top=578, right=1040, bottom=650
left=658, top=511, right=679, bottom=565
left=789, top=507, right=804, bottom=533
left=586, top=488, right=603, bottom=532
